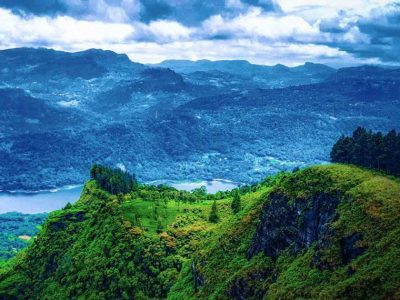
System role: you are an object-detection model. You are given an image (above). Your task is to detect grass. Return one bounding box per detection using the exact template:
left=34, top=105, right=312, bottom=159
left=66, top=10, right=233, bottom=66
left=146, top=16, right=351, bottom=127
left=121, top=199, right=208, bottom=235
left=2, top=164, right=400, bottom=299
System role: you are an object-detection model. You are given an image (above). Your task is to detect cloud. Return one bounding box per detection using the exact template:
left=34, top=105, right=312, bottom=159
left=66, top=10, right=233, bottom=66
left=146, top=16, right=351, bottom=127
left=0, top=0, right=67, bottom=16
left=201, top=8, right=319, bottom=42
left=315, top=2, right=400, bottom=64
left=0, top=0, right=280, bottom=24
left=0, top=9, right=134, bottom=49
left=0, top=1, right=399, bottom=66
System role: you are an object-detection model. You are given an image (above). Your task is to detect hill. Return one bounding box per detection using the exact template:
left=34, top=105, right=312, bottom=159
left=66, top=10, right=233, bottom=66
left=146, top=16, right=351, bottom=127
left=1, top=164, right=399, bottom=299
left=1, top=47, right=400, bottom=191
left=153, top=60, right=336, bottom=88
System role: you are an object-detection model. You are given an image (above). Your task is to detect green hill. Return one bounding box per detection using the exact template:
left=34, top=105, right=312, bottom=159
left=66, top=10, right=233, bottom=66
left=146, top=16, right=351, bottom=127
left=1, top=165, right=399, bottom=299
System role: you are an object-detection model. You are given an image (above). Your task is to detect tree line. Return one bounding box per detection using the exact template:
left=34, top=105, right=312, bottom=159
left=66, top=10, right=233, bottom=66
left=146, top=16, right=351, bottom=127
left=90, top=165, right=138, bottom=194
left=331, top=127, right=400, bottom=176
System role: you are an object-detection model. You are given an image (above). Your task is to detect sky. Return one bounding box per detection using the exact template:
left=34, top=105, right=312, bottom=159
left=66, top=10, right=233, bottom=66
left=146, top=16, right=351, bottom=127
left=0, top=0, right=399, bottom=66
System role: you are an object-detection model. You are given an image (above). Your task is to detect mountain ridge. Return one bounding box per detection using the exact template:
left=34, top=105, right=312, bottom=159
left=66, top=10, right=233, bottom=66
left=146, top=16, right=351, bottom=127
left=1, top=164, right=399, bottom=299
left=1, top=47, right=400, bottom=191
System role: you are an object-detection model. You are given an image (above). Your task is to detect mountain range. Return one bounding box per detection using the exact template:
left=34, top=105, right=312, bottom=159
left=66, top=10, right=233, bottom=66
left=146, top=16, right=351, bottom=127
left=1, top=47, right=400, bottom=190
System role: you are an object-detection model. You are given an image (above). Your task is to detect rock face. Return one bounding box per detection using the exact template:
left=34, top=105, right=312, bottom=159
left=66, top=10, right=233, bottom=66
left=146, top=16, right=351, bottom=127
left=247, top=192, right=340, bottom=259
left=340, top=233, right=366, bottom=264
left=191, top=259, right=205, bottom=291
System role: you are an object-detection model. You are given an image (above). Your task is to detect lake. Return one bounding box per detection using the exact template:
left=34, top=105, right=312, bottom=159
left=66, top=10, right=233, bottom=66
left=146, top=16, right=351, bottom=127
left=0, top=185, right=84, bottom=214
left=0, top=179, right=239, bottom=214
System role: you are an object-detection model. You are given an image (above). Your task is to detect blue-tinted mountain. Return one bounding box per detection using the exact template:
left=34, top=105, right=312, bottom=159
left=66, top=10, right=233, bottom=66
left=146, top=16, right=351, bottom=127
left=0, top=47, right=399, bottom=190
left=0, top=88, right=84, bottom=135
left=153, top=59, right=336, bottom=88
left=0, top=47, right=143, bottom=80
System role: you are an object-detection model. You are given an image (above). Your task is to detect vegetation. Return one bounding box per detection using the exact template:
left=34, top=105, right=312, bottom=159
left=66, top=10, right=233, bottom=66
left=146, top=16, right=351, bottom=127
left=231, top=191, right=241, bottom=214
left=90, top=164, right=137, bottom=194
left=208, top=200, right=220, bottom=223
left=331, top=127, right=400, bottom=176
left=1, top=165, right=400, bottom=299
left=0, top=213, right=47, bottom=264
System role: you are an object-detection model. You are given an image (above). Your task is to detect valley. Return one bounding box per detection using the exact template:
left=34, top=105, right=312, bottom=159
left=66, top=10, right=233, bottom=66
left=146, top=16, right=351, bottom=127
left=1, top=48, right=399, bottom=191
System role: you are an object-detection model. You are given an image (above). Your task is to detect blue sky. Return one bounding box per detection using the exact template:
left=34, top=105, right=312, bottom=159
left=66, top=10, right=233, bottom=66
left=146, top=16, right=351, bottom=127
left=0, top=0, right=399, bottom=66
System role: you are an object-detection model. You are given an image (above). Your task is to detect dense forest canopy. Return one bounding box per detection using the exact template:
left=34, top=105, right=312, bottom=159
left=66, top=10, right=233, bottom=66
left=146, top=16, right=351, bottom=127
left=331, top=127, right=400, bottom=176
left=90, top=165, right=138, bottom=194
left=1, top=165, right=400, bottom=299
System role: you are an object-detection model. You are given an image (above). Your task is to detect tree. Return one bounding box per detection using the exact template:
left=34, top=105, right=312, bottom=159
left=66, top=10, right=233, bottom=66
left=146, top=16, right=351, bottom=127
left=157, top=218, right=164, bottom=233
left=330, top=127, right=400, bottom=177
left=90, top=164, right=137, bottom=194
left=209, top=200, right=219, bottom=223
left=231, top=191, right=241, bottom=214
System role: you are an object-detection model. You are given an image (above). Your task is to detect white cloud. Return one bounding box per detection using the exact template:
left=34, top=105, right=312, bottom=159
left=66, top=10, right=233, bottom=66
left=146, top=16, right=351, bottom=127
left=102, top=39, right=351, bottom=66
left=202, top=8, right=320, bottom=41
left=134, top=20, right=192, bottom=43
left=0, top=0, right=397, bottom=67
left=0, top=9, right=134, bottom=49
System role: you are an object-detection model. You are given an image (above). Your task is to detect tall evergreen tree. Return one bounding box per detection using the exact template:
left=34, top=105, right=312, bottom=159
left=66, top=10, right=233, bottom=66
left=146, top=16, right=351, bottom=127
left=231, top=191, right=241, bottom=214
left=331, top=127, right=400, bottom=177
left=209, top=200, right=220, bottom=223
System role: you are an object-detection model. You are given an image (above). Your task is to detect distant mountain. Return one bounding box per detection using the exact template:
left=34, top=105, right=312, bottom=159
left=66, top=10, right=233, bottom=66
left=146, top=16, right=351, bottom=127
left=153, top=60, right=336, bottom=88
left=331, top=65, right=400, bottom=81
left=0, top=47, right=399, bottom=191
left=0, top=88, right=84, bottom=135
left=0, top=47, right=144, bottom=81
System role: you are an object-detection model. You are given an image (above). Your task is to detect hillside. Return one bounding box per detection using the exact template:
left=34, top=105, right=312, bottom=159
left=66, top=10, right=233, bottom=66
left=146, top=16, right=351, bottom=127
left=1, top=164, right=399, bottom=299
left=2, top=48, right=400, bottom=191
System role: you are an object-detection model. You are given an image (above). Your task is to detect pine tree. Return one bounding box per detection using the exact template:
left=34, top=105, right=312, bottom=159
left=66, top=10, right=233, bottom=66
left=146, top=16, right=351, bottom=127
left=231, top=191, right=241, bottom=214
left=331, top=127, right=400, bottom=177
left=209, top=200, right=220, bottom=223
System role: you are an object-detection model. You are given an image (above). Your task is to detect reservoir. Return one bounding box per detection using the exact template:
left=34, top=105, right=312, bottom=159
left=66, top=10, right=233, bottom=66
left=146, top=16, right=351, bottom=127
left=0, top=179, right=239, bottom=214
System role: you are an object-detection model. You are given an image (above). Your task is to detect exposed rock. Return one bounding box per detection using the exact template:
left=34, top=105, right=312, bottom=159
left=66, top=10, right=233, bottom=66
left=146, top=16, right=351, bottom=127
left=247, top=192, right=340, bottom=259
left=191, top=259, right=205, bottom=291
left=227, top=269, right=270, bottom=300
left=340, top=233, right=366, bottom=264
left=48, top=211, right=85, bottom=231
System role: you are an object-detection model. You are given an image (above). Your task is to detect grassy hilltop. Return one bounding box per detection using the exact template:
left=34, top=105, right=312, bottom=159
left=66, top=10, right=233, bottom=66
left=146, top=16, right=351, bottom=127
left=0, top=164, right=399, bottom=299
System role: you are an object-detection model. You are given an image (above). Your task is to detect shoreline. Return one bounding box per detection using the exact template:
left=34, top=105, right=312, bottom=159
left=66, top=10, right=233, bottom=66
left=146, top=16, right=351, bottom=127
left=0, top=179, right=242, bottom=195
left=0, top=184, right=85, bottom=195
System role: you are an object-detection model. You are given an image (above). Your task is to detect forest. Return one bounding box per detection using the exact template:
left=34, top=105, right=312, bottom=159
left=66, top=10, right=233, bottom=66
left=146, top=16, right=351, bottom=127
left=1, top=164, right=399, bottom=299
left=331, top=127, right=400, bottom=176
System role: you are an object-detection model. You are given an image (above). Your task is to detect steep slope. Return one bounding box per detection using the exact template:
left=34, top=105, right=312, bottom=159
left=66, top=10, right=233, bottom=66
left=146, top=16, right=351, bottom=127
left=1, top=47, right=400, bottom=191
left=170, top=165, right=400, bottom=299
left=0, top=88, right=85, bottom=135
left=1, top=165, right=399, bottom=299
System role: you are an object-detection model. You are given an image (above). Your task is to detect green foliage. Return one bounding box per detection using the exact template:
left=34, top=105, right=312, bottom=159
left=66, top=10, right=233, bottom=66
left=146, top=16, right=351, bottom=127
left=331, top=127, right=400, bottom=176
left=208, top=200, right=220, bottom=223
left=171, top=164, right=400, bottom=299
left=0, top=213, right=47, bottom=263
left=231, top=191, right=241, bottom=214
left=1, top=165, right=400, bottom=299
left=90, top=164, right=137, bottom=194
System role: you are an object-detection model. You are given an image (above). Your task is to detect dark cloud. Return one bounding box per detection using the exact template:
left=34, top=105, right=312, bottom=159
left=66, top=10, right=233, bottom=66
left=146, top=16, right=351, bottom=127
left=354, top=3, right=400, bottom=62
left=139, top=0, right=280, bottom=25
left=139, top=0, right=172, bottom=22
left=139, top=0, right=226, bottom=25
left=318, top=3, right=400, bottom=64
left=0, top=0, right=67, bottom=16
left=0, top=0, right=280, bottom=25
left=241, top=0, right=280, bottom=12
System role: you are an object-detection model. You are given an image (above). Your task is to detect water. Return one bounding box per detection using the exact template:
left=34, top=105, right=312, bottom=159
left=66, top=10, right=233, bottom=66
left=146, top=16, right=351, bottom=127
left=0, top=185, right=84, bottom=214
left=0, top=179, right=239, bottom=214
left=168, top=179, right=239, bottom=193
